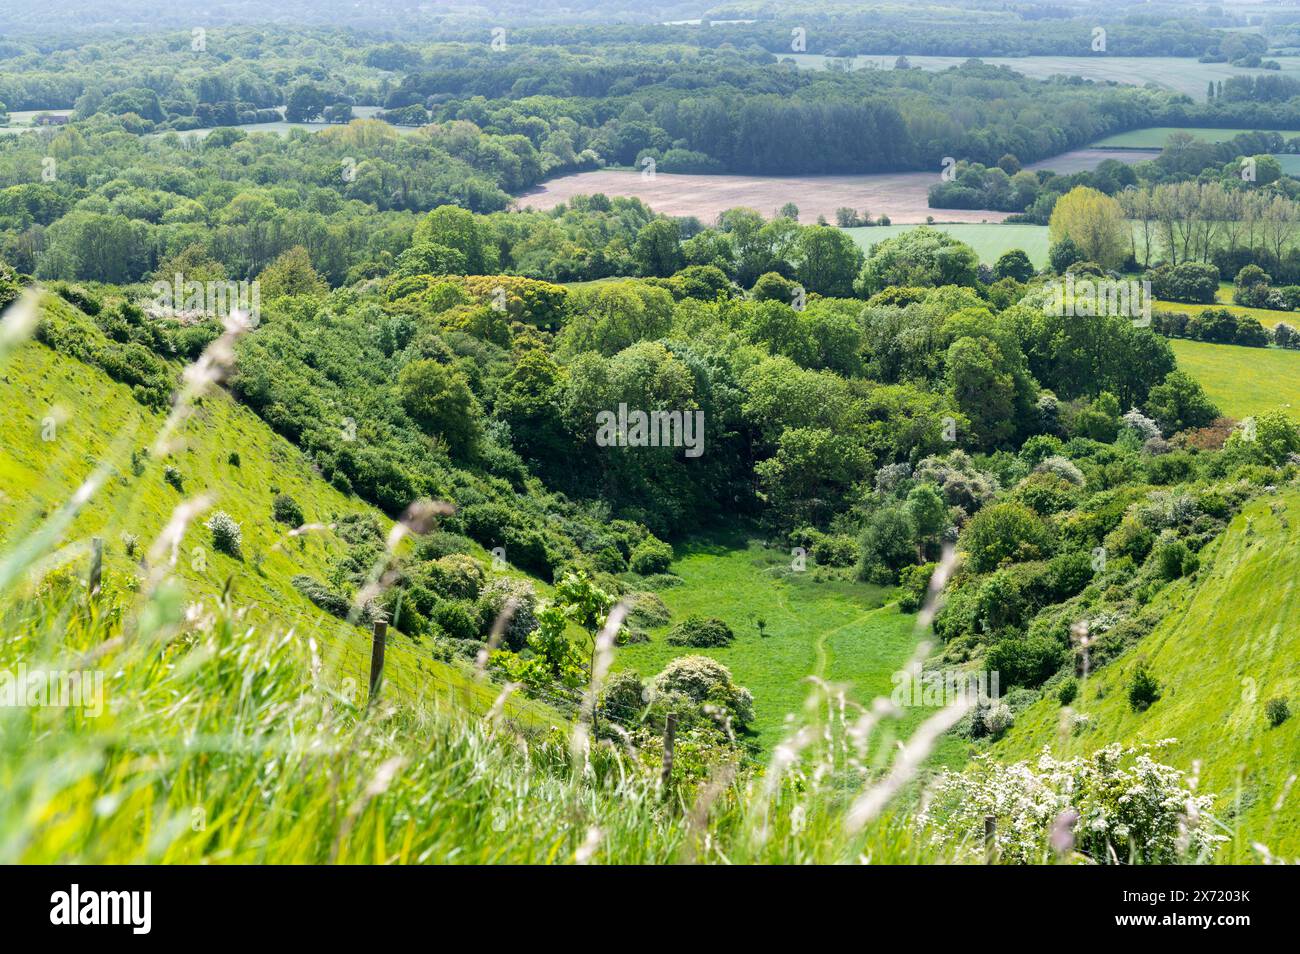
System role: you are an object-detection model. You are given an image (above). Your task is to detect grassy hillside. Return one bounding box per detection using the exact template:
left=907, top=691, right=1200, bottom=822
left=992, top=490, right=1300, bottom=859
left=1170, top=339, right=1300, bottom=421
left=0, top=320, right=558, bottom=727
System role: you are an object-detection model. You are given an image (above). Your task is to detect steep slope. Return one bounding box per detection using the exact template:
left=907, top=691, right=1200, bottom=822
left=992, top=489, right=1300, bottom=858
left=0, top=322, right=559, bottom=728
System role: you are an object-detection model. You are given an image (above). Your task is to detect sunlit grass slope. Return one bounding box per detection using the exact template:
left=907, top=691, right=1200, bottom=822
left=992, top=490, right=1300, bottom=858
left=0, top=326, right=556, bottom=725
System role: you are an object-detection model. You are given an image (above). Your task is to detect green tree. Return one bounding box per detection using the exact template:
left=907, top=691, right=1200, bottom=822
left=632, top=219, right=683, bottom=277
left=792, top=225, right=864, bottom=297
left=397, top=359, right=479, bottom=457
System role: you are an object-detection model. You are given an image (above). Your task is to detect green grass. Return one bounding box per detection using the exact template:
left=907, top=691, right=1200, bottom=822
left=1092, top=127, right=1300, bottom=149
left=1170, top=338, right=1300, bottom=421
left=844, top=223, right=1050, bottom=267
left=992, top=490, right=1300, bottom=858
left=0, top=332, right=558, bottom=727
left=616, top=538, right=967, bottom=767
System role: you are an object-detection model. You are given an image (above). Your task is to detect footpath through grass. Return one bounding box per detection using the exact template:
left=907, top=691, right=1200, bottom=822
left=615, top=536, right=966, bottom=766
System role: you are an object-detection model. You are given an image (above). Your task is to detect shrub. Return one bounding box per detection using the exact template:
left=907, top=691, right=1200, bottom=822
left=811, top=533, right=858, bottom=567
left=652, top=655, right=754, bottom=727
left=1057, top=678, right=1078, bottom=706
left=1151, top=538, right=1196, bottom=581
left=628, top=536, right=673, bottom=575
left=425, top=554, right=486, bottom=601
left=291, top=574, right=350, bottom=618
left=1266, top=697, right=1291, bottom=728
left=897, top=562, right=936, bottom=613
left=227, top=452, right=241, bottom=467
left=626, top=591, right=671, bottom=629
left=1128, top=661, right=1161, bottom=712
left=120, top=531, right=139, bottom=560
left=412, top=531, right=475, bottom=561
left=163, top=465, right=184, bottom=491
left=918, top=744, right=1225, bottom=863
left=599, top=670, right=647, bottom=725
left=665, top=614, right=735, bottom=648
left=961, top=503, right=1054, bottom=573
left=205, top=511, right=243, bottom=559
left=981, top=702, right=1014, bottom=737
left=271, top=493, right=304, bottom=527
left=985, top=633, right=1065, bottom=688
left=431, top=599, right=479, bottom=641
left=476, top=577, right=539, bottom=650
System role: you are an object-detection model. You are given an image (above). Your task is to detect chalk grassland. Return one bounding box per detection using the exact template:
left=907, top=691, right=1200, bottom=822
left=1169, top=338, right=1300, bottom=421
left=0, top=327, right=559, bottom=727
left=788, top=53, right=1300, bottom=103
left=517, top=150, right=1153, bottom=227
left=993, top=490, right=1300, bottom=857
left=614, top=538, right=968, bottom=767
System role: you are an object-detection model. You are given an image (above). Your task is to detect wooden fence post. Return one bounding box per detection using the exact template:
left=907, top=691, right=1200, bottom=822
left=984, top=815, right=997, bottom=864
left=660, top=712, right=677, bottom=793
left=88, top=537, right=103, bottom=598
left=368, top=619, right=387, bottom=706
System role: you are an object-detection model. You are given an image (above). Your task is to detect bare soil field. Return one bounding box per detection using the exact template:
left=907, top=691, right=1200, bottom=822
left=516, top=148, right=1158, bottom=224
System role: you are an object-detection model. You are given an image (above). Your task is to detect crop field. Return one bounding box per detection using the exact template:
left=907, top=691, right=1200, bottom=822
left=790, top=53, right=1300, bottom=102
left=1170, top=338, right=1300, bottom=420
left=519, top=150, right=1151, bottom=225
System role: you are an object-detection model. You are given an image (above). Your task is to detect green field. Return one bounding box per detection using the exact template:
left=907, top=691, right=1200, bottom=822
left=995, top=490, right=1300, bottom=856
left=789, top=53, right=1300, bottom=103
left=845, top=223, right=1050, bottom=266
left=1092, top=127, right=1300, bottom=149
left=1171, top=338, right=1300, bottom=420
left=615, top=538, right=966, bottom=764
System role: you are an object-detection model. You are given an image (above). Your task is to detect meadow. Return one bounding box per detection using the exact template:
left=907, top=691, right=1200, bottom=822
left=614, top=538, right=967, bottom=765
left=1169, top=338, right=1300, bottom=420
left=1092, top=127, right=1300, bottom=148
left=845, top=222, right=1050, bottom=265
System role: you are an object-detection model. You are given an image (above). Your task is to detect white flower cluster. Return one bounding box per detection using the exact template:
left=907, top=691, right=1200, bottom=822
left=917, top=742, right=1225, bottom=864
left=205, top=510, right=243, bottom=559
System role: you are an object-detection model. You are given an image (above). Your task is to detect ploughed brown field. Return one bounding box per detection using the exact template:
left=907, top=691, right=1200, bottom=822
left=515, top=148, right=1159, bottom=224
